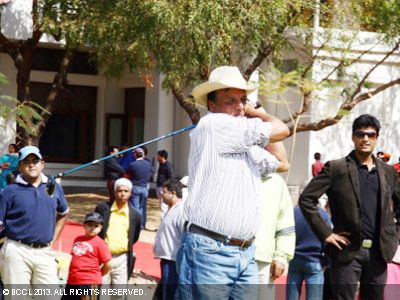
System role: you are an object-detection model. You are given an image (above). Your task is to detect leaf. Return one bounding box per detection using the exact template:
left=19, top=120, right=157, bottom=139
left=337, top=109, right=351, bottom=117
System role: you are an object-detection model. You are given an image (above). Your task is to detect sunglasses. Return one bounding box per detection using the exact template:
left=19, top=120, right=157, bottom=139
left=21, top=158, right=41, bottom=166
left=353, top=131, right=377, bottom=139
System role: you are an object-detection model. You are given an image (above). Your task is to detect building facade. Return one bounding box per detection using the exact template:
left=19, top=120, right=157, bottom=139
left=1, top=1, right=399, bottom=194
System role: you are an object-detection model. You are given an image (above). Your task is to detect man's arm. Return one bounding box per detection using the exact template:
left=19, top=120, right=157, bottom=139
left=272, top=177, right=295, bottom=279
left=392, top=169, right=400, bottom=240
left=299, top=162, right=333, bottom=241
left=53, top=184, right=69, bottom=243
left=131, top=209, right=142, bottom=244
left=299, top=162, right=350, bottom=250
left=266, top=142, right=289, bottom=172
left=244, top=105, right=290, bottom=142
left=53, top=212, right=68, bottom=243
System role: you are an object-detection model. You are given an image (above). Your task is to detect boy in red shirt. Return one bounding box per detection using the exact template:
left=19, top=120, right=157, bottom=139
left=63, top=212, right=112, bottom=300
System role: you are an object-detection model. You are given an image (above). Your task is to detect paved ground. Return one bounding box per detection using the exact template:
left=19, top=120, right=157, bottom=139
left=64, top=192, right=161, bottom=290
left=65, top=193, right=160, bottom=244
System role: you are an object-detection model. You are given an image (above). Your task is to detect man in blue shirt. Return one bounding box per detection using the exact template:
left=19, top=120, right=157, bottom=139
left=126, top=148, right=152, bottom=229
left=0, top=145, right=69, bottom=286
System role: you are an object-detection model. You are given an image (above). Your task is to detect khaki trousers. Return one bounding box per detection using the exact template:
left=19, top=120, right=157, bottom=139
left=0, top=239, right=59, bottom=300
left=102, top=253, right=128, bottom=300
left=0, top=239, right=58, bottom=285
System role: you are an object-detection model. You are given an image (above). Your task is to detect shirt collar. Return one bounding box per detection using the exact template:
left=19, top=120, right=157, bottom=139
left=16, top=173, right=48, bottom=185
left=110, top=200, right=129, bottom=215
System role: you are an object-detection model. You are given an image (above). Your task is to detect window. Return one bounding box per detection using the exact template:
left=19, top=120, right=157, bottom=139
left=125, top=88, right=145, bottom=146
left=30, top=82, right=97, bottom=163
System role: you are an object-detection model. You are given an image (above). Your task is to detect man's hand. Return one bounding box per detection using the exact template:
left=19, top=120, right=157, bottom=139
left=243, top=102, right=264, bottom=118
left=325, top=232, right=351, bottom=250
left=270, top=260, right=286, bottom=280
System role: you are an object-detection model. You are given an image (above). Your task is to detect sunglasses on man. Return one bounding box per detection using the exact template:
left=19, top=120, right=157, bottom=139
left=353, top=131, right=377, bottom=139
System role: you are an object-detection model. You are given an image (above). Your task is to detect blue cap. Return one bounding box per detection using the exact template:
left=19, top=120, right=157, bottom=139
left=18, top=145, right=43, bottom=161
left=84, top=212, right=103, bottom=224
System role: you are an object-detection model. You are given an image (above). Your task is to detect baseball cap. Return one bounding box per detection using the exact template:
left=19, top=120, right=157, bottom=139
left=84, top=212, right=103, bottom=224
left=18, top=145, right=43, bottom=161
left=134, top=147, right=144, bottom=156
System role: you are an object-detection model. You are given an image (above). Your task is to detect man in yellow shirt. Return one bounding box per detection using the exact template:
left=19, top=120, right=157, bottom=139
left=95, top=178, right=142, bottom=286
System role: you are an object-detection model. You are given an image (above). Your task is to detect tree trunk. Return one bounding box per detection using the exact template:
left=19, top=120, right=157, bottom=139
left=14, top=48, right=35, bottom=146
left=172, top=86, right=200, bottom=125
left=35, top=48, right=75, bottom=139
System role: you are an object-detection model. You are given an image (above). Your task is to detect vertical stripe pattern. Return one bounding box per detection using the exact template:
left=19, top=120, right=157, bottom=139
left=184, top=113, right=278, bottom=240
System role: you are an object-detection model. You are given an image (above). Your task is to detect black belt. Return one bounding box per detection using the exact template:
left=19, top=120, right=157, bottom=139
left=16, top=240, right=50, bottom=249
left=186, top=222, right=255, bottom=249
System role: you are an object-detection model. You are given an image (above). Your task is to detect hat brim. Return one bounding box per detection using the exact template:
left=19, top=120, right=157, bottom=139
left=18, top=152, right=43, bottom=162
left=192, top=81, right=258, bottom=108
left=84, top=219, right=103, bottom=224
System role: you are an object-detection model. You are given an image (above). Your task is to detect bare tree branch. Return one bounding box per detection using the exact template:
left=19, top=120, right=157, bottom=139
left=289, top=77, right=400, bottom=135
left=172, top=86, right=200, bottom=125
left=349, top=39, right=400, bottom=100
left=282, top=92, right=312, bottom=124
left=0, top=31, right=17, bottom=51
left=36, top=48, right=76, bottom=135
left=243, top=41, right=272, bottom=80
left=30, top=0, right=43, bottom=46
left=345, top=77, right=400, bottom=109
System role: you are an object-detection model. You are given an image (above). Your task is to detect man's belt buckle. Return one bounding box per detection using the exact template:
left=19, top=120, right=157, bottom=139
left=362, top=239, right=372, bottom=249
left=240, top=240, right=247, bottom=248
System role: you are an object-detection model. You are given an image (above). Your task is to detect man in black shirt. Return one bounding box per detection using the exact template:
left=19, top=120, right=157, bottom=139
left=156, top=150, right=174, bottom=218
left=299, top=114, right=400, bottom=300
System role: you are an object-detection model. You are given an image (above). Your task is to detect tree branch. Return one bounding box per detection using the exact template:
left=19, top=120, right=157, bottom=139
left=30, top=0, right=43, bottom=46
left=289, top=77, right=400, bottom=135
left=171, top=86, right=200, bottom=125
left=345, top=77, right=400, bottom=109
left=36, top=48, right=76, bottom=135
left=349, top=39, right=400, bottom=100
left=0, top=31, right=17, bottom=51
left=243, top=41, right=272, bottom=80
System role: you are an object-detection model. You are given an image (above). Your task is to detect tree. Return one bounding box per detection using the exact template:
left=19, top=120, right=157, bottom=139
left=0, top=72, right=46, bottom=139
left=0, top=0, right=92, bottom=144
left=81, top=0, right=400, bottom=136
left=2, top=0, right=400, bottom=145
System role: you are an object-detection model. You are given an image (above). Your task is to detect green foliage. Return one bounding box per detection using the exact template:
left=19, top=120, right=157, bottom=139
left=0, top=73, right=48, bottom=136
left=26, top=1, right=400, bottom=131
left=77, top=0, right=315, bottom=88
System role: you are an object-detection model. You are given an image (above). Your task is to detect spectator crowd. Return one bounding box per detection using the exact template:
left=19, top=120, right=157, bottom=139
left=0, top=65, right=399, bottom=300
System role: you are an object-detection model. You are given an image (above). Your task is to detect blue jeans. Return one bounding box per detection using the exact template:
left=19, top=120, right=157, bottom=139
left=176, top=232, right=259, bottom=300
left=161, top=259, right=178, bottom=300
left=286, top=255, right=324, bottom=300
left=129, top=186, right=148, bottom=229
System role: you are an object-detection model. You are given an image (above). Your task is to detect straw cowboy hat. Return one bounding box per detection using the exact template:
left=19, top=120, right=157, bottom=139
left=191, top=66, right=258, bottom=107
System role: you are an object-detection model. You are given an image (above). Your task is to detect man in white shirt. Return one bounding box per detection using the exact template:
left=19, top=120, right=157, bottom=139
left=176, top=66, right=290, bottom=299
left=153, top=179, right=186, bottom=300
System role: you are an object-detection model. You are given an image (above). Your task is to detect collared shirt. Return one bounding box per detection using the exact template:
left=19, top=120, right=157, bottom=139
left=126, top=158, right=152, bottom=188
left=105, top=201, right=129, bottom=254
left=154, top=201, right=185, bottom=261
left=184, top=113, right=278, bottom=240
left=357, top=161, right=380, bottom=241
left=0, top=174, right=69, bottom=244
left=255, top=174, right=295, bottom=264
left=156, top=161, right=174, bottom=187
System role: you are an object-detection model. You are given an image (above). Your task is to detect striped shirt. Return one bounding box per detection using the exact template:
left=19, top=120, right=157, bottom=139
left=184, top=113, right=278, bottom=240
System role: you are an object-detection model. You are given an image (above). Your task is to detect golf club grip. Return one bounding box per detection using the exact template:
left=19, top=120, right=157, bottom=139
left=57, top=124, right=196, bottom=178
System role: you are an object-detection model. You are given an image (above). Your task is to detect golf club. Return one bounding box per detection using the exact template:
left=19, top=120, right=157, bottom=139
left=46, top=124, right=196, bottom=196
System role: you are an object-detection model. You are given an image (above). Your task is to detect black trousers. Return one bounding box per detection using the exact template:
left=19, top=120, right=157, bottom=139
left=330, top=247, right=387, bottom=300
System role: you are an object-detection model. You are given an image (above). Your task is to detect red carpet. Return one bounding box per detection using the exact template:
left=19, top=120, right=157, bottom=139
left=53, top=220, right=161, bottom=279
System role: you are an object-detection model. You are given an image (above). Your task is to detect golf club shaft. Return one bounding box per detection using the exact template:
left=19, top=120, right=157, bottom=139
left=55, top=124, right=196, bottom=178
